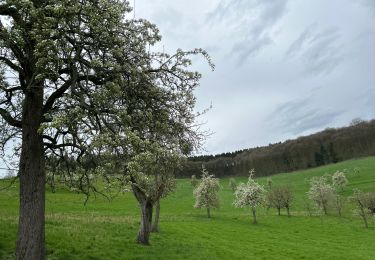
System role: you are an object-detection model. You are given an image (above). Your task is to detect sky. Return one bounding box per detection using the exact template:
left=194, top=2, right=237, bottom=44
left=1, top=1, right=375, bottom=178
left=132, top=0, right=375, bottom=155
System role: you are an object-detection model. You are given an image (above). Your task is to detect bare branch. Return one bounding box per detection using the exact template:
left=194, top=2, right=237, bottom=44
left=0, top=56, right=23, bottom=74
left=0, top=108, right=21, bottom=128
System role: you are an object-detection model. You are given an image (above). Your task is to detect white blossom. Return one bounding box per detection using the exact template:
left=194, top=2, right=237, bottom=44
left=234, top=177, right=265, bottom=209
left=193, top=168, right=220, bottom=217
left=307, top=176, right=334, bottom=214
left=233, top=174, right=265, bottom=223
left=332, top=171, right=348, bottom=191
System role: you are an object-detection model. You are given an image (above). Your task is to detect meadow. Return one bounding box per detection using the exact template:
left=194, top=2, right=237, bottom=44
left=1, top=157, right=375, bottom=259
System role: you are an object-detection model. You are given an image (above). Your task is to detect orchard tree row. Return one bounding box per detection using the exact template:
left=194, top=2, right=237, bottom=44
left=192, top=168, right=375, bottom=228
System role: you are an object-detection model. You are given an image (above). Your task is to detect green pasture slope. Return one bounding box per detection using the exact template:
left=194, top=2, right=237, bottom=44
left=1, top=157, right=375, bottom=259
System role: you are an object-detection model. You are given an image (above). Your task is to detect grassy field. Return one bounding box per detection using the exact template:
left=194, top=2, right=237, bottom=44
left=1, top=157, right=375, bottom=259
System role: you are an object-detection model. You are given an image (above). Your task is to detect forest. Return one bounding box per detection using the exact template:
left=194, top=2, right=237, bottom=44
left=182, top=119, right=375, bottom=177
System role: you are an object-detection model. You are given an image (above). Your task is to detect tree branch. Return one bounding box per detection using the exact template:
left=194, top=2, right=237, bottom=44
left=0, top=56, right=23, bottom=74
left=77, top=74, right=105, bottom=85
left=0, top=20, right=25, bottom=63
left=44, top=142, right=80, bottom=150
left=0, top=4, right=23, bottom=25
left=0, top=108, right=21, bottom=128
left=43, top=69, right=78, bottom=114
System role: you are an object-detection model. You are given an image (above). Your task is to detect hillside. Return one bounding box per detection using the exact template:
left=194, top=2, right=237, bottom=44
left=181, top=120, right=375, bottom=177
left=1, top=157, right=375, bottom=259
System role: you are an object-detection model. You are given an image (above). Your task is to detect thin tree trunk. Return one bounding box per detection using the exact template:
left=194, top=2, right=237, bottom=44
left=132, top=184, right=153, bottom=245
left=151, top=199, right=160, bottom=232
left=336, top=196, right=342, bottom=217
left=323, top=203, right=328, bottom=215
left=252, top=208, right=257, bottom=224
left=16, top=88, right=45, bottom=260
left=277, top=207, right=281, bottom=216
left=336, top=202, right=342, bottom=217
left=359, top=206, right=368, bottom=228
left=207, top=206, right=211, bottom=218
left=286, top=206, right=291, bottom=217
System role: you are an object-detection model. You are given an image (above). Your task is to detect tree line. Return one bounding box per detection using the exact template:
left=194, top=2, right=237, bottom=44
left=181, top=119, right=375, bottom=177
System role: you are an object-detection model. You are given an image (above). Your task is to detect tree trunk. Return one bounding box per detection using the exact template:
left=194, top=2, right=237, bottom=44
left=322, top=202, right=328, bottom=215
left=132, top=184, right=153, bottom=245
left=277, top=207, right=281, bottom=216
left=151, top=199, right=160, bottom=232
left=336, top=196, right=342, bottom=217
left=16, top=88, right=45, bottom=260
left=286, top=206, right=291, bottom=217
left=252, top=208, right=257, bottom=224
left=207, top=206, right=211, bottom=218
left=359, top=206, right=368, bottom=229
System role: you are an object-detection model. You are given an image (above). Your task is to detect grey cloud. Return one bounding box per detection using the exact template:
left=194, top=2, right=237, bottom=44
left=231, top=35, right=273, bottom=65
left=136, top=0, right=375, bottom=155
left=207, top=0, right=257, bottom=23
left=271, top=98, right=343, bottom=135
left=152, top=7, right=183, bottom=28
left=151, top=7, right=194, bottom=40
left=286, top=24, right=316, bottom=56
left=208, top=0, right=288, bottom=64
left=304, top=28, right=342, bottom=75
left=358, top=0, right=375, bottom=14
left=207, top=0, right=287, bottom=25
left=287, top=26, right=342, bottom=75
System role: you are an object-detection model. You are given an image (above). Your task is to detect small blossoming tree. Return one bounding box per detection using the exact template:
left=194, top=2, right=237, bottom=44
left=307, top=176, right=334, bottom=215
left=234, top=175, right=265, bottom=224
left=193, top=167, right=220, bottom=218
left=229, top=177, right=237, bottom=192
left=266, top=177, right=273, bottom=190
left=191, top=175, right=199, bottom=187
left=267, top=185, right=293, bottom=217
left=332, top=171, right=348, bottom=191
left=351, top=189, right=375, bottom=228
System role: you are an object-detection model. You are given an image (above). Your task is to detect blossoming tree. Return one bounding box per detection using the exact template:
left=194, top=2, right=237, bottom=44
left=307, top=176, right=334, bottom=215
left=332, top=171, right=348, bottom=191
left=193, top=167, right=220, bottom=218
left=234, top=174, right=265, bottom=224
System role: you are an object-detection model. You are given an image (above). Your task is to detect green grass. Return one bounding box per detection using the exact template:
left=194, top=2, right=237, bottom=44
left=1, top=157, right=375, bottom=259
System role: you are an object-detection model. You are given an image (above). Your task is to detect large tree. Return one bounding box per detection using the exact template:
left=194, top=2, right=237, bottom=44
left=0, top=0, right=212, bottom=258
left=91, top=44, right=213, bottom=244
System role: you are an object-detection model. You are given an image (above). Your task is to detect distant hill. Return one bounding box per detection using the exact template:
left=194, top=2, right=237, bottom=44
left=180, top=119, right=375, bottom=177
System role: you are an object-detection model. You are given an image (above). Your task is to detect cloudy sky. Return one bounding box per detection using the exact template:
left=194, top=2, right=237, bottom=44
left=1, top=0, right=374, bottom=178
left=133, top=0, right=375, bottom=155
